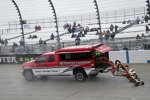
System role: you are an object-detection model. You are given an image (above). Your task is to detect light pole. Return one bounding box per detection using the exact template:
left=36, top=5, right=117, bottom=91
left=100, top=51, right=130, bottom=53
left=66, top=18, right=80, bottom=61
left=146, top=0, right=150, bottom=17
left=48, top=0, right=60, bottom=48
left=93, top=0, right=103, bottom=43
left=11, top=0, right=25, bottom=47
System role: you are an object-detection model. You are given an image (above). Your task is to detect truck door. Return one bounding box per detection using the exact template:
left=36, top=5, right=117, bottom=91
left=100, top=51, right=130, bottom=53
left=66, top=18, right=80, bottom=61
left=34, top=55, right=59, bottom=76
left=46, top=55, right=59, bottom=75
left=35, top=55, right=48, bottom=68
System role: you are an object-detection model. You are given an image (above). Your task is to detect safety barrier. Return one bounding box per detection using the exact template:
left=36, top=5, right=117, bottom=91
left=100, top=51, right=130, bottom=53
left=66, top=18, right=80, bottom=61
left=109, top=50, right=150, bottom=63
left=0, top=50, right=150, bottom=64
left=0, top=54, right=41, bottom=64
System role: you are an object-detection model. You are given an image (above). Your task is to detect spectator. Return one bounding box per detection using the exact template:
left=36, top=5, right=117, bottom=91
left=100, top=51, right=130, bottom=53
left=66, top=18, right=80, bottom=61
left=13, top=42, right=18, bottom=47
left=104, top=30, right=109, bottom=40
left=72, top=26, right=76, bottom=33
left=4, top=39, right=8, bottom=46
left=115, top=25, right=118, bottom=33
left=12, top=42, right=18, bottom=53
left=136, top=34, right=141, bottom=41
left=28, top=35, right=32, bottom=39
left=122, top=21, right=126, bottom=24
left=110, top=24, right=114, bottom=31
left=141, top=16, right=144, bottom=23
left=84, top=26, right=89, bottom=34
left=43, top=41, right=47, bottom=45
left=75, top=36, right=81, bottom=45
left=77, top=23, right=81, bottom=27
left=50, top=33, right=54, bottom=40
left=63, top=24, right=66, bottom=30
left=144, top=15, right=149, bottom=23
left=77, top=32, right=82, bottom=37
left=71, top=33, right=76, bottom=38
left=73, top=21, right=76, bottom=28
left=136, top=16, right=140, bottom=24
left=0, top=35, right=1, bottom=43
left=37, top=25, right=41, bottom=31
left=35, top=25, right=38, bottom=31
left=19, top=39, right=24, bottom=46
left=110, top=31, right=115, bottom=40
left=127, top=20, right=131, bottom=24
left=34, top=35, right=37, bottom=38
left=82, top=33, right=85, bottom=37
left=141, top=34, right=146, bottom=42
left=84, top=29, right=87, bottom=35
left=68, top=24, right=72, bottom=33
left=106, top=30, right=110, bottom=39
left=1, top=39, right=4, bottom=45
left=39, top=38, right=43, bottom=46
left=79, top=26, right=84, bottom=34
left=0, top=42, right=1, bottom=53
left=63, top=23, right=69, bottom=30
left=95, top=30, right=99, bottom=35
left=145, top=25, right=150, bottom=34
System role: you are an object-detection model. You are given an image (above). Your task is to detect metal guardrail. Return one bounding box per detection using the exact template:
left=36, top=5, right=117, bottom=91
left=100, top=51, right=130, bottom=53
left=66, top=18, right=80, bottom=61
left=0, top=36, right=150, bottom=54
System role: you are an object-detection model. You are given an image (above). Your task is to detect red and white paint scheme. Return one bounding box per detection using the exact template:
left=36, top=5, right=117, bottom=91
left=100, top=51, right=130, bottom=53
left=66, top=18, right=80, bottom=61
left=21, top=44, right=112, bottom=81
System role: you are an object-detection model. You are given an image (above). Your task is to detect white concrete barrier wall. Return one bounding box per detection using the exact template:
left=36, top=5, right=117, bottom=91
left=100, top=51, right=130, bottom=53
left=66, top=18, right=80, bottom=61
left=109, top=50, right=150, bottom=63
left=109, top=51, right=127, bottom=63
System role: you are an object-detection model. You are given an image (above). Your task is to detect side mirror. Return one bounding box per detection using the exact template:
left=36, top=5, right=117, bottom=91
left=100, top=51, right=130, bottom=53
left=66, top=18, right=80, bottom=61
left=35, top=59, right=38, bottom=63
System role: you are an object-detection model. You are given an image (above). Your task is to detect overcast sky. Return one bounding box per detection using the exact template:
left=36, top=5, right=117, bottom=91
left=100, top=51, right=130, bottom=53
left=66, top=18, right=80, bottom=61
left=98, top=0, right=145, bottom=11
left=0, top=0, right=147, bottom=23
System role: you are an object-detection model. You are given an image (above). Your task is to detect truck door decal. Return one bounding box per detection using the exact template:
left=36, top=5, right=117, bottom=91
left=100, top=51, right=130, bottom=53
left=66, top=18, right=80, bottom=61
left=32, top=66, right=74, bottom=76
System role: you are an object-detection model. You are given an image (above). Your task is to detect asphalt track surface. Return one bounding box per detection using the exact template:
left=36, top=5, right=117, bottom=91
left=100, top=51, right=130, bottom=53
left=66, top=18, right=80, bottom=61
left=0, top=64, right=150, bottom=100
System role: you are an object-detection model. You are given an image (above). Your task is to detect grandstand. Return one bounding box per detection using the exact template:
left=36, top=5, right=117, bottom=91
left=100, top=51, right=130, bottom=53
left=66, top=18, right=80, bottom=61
left=116, top=23, right=149, bottom=38
left=0, top=0, right=150, bottom=54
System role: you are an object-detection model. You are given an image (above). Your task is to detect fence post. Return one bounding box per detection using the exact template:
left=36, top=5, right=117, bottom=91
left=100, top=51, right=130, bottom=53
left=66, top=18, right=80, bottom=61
left=106, top=12, right=108, bottom=23
left=115, top=10, right=116, bottom=22
left=124, top=9, right=126, bottom=21
left=89, top=14, right=91, bottom=25
left=49, top=18, right=53, bottom=28
left=129, top=41, right=131, bottom=50
left=80, top=15, right=82, bottom=26
left=134, top=8, right=135, bottom=20
left=43, top=18, right=45, bottom=28
left=73, top=16, right=75, bottom=21
left=65, top=17, right=67, bottom=23
left=144, top=7, right=146, bottom=16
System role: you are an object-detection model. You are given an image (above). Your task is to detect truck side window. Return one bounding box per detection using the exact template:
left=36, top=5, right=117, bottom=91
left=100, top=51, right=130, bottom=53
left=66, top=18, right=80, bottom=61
left=37, top=56, right=47, bottom=63
left=49, top=55, right=55, bottom=62
left=60, top=52, right=92, bottom=60
left=65, top=54, right=71, bottom=60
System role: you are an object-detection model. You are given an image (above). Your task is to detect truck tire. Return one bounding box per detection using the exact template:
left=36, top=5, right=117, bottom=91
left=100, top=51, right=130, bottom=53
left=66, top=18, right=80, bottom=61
left=74, top=70, right=87, bottom=82
left=23, top=70, right=35, bottom=81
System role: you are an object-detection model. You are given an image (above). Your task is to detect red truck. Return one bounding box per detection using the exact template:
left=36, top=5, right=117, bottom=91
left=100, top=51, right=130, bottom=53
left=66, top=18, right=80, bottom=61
left=21, top=44, right=112, bottom=81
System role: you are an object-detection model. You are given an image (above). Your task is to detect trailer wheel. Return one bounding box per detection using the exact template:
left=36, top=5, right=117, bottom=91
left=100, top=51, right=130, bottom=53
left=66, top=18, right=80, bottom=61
left=74, top=70, right=87, bottom=82
left=141, top=81, right=144, bottom=85
left=135, top=82, right=140, bottom=86
left=23, top=70, right=35, bottom=81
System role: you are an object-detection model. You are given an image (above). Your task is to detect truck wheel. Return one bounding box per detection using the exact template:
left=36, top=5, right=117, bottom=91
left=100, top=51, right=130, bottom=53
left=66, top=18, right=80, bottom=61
left=74, top=70, right=87, bottom=82
left=23, top=70, right=35, bottom=81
